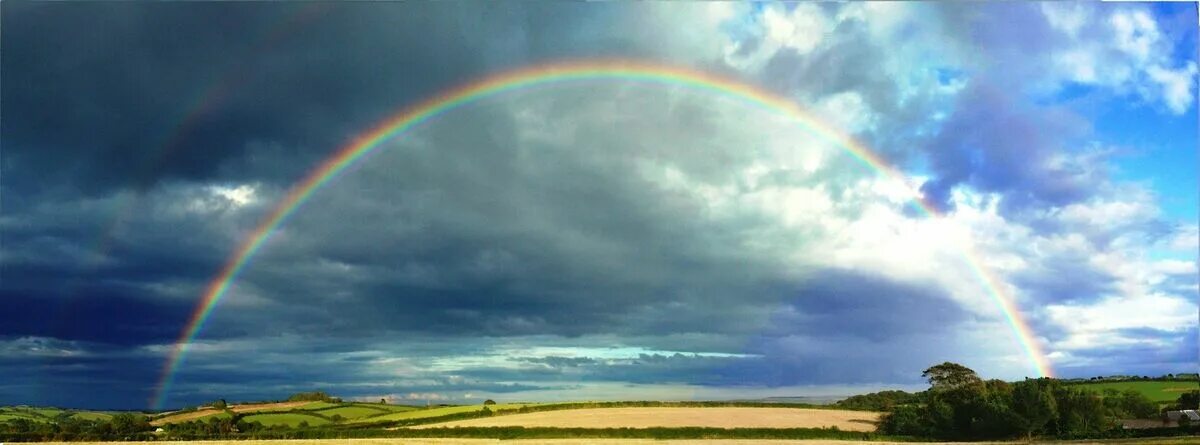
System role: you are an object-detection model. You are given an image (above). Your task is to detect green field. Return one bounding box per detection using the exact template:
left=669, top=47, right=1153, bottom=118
left=348, top=403, right=533, bottom=424
left=373, top=403, right=422, bottom=412
left=312, top=404, right=390, bottom=419
left=1078, top=381, right=1199, bottom=403
left=0, top=413, right=44, bottom=422
left=241, top=412, right=330, bottom=427
left=0, top=407, right=117, bottom=423
left=295, top=401, right=340, bottom=410
left=68, top=411, right=113, bottom=421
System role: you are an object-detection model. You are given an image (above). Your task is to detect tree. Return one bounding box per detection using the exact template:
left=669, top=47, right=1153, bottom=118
left=212, top=399, right=227, bottom=409
left=1011, top=379, right=1057, bottom=439
left=483, top=399, right=497, bottom=405
left=1177, top=390, right=1200, bottom=410
left=380, top=398, right=387, bottom=404
left=1052, top=386, right=1107, bottom=437
left=881, top=405, right=929, bottom=436
left=287, top=391, right=332, bottom=402
left=923, top=362, right=982, bottom=391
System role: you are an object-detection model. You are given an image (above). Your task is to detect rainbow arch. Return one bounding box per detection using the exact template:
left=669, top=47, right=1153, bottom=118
left=150, top=59, right=1052, bottom=409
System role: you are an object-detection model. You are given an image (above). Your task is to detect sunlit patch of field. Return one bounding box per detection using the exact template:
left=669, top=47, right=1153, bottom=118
left=151, top=410, right=231, bottom=426
left=348, top=404, right=533, bottom=424
left=241, top=412, right=332, bottom=427
left=152, top=401, right=350, bottom=425
left=411, top=407, right=880, bottom=432
left=230, top=401, right=326, bottom=413
left=310, top=405, right=390, bottom=420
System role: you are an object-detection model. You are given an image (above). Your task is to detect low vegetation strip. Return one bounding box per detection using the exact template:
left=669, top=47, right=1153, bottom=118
left=410, top=407, right=880, bottom=432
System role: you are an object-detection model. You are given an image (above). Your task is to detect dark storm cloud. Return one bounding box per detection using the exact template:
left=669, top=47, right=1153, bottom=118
left=1, top=2, right=701, bottom=196
left=2, top=2, right=566, bottom=194
left=0, top=337, right=164, bottom=409
left=0, top=290, right=191, bottom=346
left=763, top=269, right=971, bottom=341
left=700, top=270, right=973, bottom=386
left=198, top=94, right=809, bottom=343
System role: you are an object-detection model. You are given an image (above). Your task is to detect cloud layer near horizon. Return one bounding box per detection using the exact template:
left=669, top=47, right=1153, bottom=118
left=2, top=2, right=1196, bottom=409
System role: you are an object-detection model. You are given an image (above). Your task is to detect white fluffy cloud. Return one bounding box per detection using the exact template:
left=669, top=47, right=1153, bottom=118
left=1043, top=4, right=1198, bottom=114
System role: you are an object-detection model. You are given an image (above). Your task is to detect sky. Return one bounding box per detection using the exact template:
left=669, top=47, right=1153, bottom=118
left=1, top=2, right=1197, bottom=410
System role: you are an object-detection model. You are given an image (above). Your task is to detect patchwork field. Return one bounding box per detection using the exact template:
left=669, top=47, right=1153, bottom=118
left=241, top=412, right=331, bottom=427
left=411, top=407, right=880, bottom=432
left=350, top=404, right=533, bottom=424
left=151, top=410, right=231, bottom=426
left=151, top=401, right=420, bottom=426
left=0, top=407, right=114, bottom=423
left=1077, top=381, right=1200, bottom=403
left=312, top=405, right=394, bottom=420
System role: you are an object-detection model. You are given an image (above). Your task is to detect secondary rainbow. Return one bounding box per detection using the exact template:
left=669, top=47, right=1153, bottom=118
left=151, top=59, right=1052, bottom=409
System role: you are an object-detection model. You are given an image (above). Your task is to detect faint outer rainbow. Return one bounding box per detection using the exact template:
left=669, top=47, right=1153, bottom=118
left=151, top=59, right=1052, bottom=409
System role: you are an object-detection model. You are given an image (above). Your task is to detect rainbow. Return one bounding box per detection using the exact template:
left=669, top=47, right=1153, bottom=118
left=151, top=60, right=1052, bottom=409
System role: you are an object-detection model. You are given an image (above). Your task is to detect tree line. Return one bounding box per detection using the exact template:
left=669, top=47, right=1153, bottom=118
left=0, top=413, right=153, bottom=441
left=879, top=362, right=1193, bottom=440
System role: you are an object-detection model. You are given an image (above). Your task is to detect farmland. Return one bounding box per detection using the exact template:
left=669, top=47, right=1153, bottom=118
left=1074, top=381, right=1200, bottom=404
left=0, top=407, right=114, bottom=423
left=409, top=407, right=880, bottom=431
left=151, top=401, right=429, bottom=427
left=241, top=413, right=331, bottom=428
left=349, top=404, right=535, bottom=424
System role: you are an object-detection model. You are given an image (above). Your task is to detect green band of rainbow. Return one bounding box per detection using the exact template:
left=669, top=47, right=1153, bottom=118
left=151, top=59, right=1051, bottom=409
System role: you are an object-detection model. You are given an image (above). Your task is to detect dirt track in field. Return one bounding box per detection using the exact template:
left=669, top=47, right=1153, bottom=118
left=410, top=407, right=880, bottom=431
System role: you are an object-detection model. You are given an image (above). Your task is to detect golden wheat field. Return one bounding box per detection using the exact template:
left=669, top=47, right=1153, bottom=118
left=409, top=407, right=880, bottom=431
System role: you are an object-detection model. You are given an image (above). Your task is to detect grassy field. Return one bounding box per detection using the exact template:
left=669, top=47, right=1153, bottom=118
left=151, top=401, right=424, bottom=425
left=241, top=413, right=331, bottom=427
left=374, top=404, right=423, bottom=413
left=0, top=406, right=115, bottom=423
left=1077, top=381, right=1200, bottom=403
left=312, top=405, right=391, bottom=419
left=350, top=404, right=533, bottom=424
left=296, top=402, right=341, bottom=410
left=67, top=411, right=114, bottom=421
left=410, top=407, right=880, bottom=432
